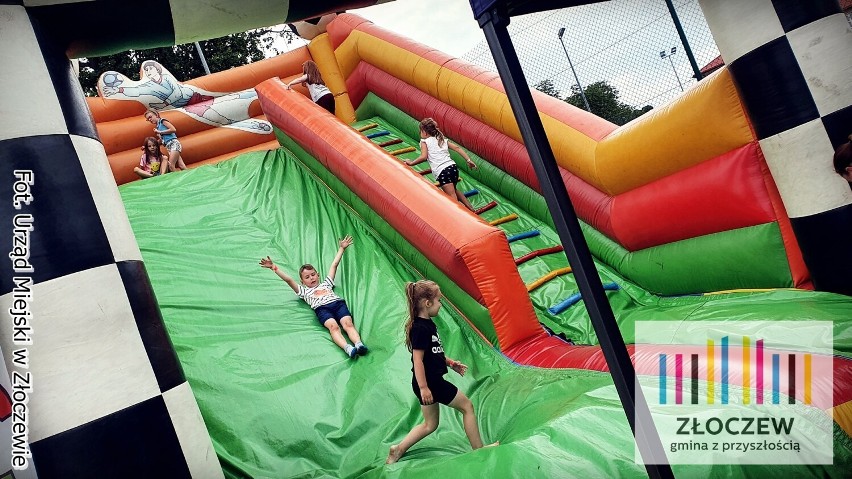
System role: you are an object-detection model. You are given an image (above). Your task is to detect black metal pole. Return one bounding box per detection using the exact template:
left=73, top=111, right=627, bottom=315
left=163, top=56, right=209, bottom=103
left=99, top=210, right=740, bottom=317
left=665, top=0, right=702, bottom=81
left=476, top=7, right=673, bottom=477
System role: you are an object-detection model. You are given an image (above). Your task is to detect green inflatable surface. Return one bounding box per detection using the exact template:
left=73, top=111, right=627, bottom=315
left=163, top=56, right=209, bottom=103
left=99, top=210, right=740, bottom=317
left=351, top=95, right=852, bottom=355
left=120, top=146, right=852, bottom=477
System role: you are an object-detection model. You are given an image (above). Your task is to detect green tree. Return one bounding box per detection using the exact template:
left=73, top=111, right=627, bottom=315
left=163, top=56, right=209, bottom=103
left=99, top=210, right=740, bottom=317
left=78, top=29, right=293, bottom=97
left=564, top=80, right=652, bottom=126
left=534, top=79, right=561, bottom=98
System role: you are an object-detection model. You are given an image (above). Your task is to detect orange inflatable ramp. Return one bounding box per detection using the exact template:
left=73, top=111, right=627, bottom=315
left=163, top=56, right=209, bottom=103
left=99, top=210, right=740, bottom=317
left=256, top=78, right=545, bottom=351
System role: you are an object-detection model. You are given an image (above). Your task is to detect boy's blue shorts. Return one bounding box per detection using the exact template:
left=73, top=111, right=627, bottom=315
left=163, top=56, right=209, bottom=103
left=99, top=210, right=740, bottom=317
left=314, top=300, right=352, bottom=326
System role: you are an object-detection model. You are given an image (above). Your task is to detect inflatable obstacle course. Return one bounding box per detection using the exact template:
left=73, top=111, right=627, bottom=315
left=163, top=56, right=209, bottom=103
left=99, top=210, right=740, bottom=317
left=95, top=10, right=852, bottom=478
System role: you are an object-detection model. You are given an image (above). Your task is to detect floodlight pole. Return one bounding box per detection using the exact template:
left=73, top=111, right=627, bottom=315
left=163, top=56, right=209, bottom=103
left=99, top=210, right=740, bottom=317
left=557, top=27, right=591, bottom=112
left=194, top=42, right=211, bottom=75
left=474, top=5, right=673, bottom=478
left=660, top=47, right=684, bottom=92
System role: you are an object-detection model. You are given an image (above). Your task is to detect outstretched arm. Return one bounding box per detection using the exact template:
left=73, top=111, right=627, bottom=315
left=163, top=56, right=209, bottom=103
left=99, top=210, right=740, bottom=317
left=259, top=256, right=299, bottom=293
left=102, top=80, right=170, bottom=105
left=404, top=141, right=429, bottom=167
left=446, top=357, right=468, bottom=376
left=327, top=235, right=353, bottom=281
left=448, top=141, right=476, bottom=169
left=103, top=85, right=141, bottom=98
left=285, top=75, right=308, bottom=90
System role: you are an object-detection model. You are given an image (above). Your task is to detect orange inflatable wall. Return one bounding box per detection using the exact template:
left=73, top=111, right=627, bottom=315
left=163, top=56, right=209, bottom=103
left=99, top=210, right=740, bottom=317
left=256, top=78, right=544, bottom=351
left=89, top=47, right=314, bottom=185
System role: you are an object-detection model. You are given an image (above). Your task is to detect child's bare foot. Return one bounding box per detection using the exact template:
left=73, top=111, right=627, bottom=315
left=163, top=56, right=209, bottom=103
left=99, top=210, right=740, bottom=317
left=385, top=444, right=402, bottom=464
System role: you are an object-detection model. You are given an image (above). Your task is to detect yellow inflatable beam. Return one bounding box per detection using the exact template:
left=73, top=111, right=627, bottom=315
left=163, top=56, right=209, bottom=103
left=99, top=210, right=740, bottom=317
left=309, top=33, right=355, bottom=123
left=489, top=214, right=518, bottom=226
left=335, top=29, right=754, bottom=195
left=830, top=401, right=852, bottom=438
left=526, top=267, right=573, bottom=292
left=357, top=122, right=378, bottom=132
left=702, top=288, right=802, bottom=296
left=389, top=146, right=416, bottom=155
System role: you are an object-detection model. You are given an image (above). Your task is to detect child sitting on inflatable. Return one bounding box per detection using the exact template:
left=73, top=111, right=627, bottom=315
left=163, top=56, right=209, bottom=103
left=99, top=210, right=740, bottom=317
left=134, top=137, right=166, bottom=178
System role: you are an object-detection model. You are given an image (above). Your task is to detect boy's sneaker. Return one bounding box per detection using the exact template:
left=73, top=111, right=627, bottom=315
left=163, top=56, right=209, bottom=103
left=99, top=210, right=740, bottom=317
left=355, top=342, right=369, bottom=356
left=345, top=344, right=357, bottom=359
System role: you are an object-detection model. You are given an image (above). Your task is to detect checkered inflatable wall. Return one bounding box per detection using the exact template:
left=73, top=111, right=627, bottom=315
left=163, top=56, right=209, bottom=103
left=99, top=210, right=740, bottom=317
left=699, top=0, right=852, bottom=293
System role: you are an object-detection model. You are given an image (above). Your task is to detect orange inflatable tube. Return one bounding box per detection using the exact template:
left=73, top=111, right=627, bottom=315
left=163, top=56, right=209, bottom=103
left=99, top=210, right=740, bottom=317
left=256, top=78, right=543, bottom=350
left=91, top=48, right=314, bottom=185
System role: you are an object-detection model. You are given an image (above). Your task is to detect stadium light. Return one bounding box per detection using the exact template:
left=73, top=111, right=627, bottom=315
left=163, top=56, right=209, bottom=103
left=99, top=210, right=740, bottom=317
left=557, top=27, right=591, bottom=112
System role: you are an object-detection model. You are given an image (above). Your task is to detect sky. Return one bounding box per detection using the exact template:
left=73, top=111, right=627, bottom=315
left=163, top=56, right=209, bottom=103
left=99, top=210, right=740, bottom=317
left=268, top=0, right=483, bottom=57
left=457, top=0, right=719, bottom=108
left=349, top=0, right=719, bottom=109
left=274, top=0, right=719, bottom=110
left=354, top=0, right=485, bottom=57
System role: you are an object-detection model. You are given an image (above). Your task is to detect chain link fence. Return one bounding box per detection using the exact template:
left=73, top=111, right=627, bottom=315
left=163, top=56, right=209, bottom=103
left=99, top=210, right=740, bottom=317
left=461, top=0, right=720, bottom=123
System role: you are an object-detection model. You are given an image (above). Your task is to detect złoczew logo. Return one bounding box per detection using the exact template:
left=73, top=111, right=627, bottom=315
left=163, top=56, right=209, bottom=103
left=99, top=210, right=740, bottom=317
left=635, top=321, right=834, bottom=465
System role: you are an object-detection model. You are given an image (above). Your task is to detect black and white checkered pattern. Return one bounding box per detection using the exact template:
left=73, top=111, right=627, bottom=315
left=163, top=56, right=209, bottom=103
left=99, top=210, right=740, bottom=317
left=1, top=1, right=389, bottom=476
left=21, top=0, right=382, bottom=58
left=699, top=0, right=852, bottom=294
left=0, top=5, right=223, bottom=477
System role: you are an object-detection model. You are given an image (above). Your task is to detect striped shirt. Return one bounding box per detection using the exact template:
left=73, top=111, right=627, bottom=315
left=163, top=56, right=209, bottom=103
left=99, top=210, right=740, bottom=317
left=297, top=276, right=341, bottom=309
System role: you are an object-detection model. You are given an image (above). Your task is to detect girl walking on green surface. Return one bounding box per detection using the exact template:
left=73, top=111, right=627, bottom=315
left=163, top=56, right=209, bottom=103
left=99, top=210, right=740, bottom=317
left=385, top=280, right=497, bottom=464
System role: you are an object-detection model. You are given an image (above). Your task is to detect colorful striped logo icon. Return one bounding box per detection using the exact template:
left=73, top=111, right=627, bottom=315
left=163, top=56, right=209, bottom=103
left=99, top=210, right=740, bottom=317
left=657, top=335, right=813, bottom=406
left=637, top=322, right=834, bottom=465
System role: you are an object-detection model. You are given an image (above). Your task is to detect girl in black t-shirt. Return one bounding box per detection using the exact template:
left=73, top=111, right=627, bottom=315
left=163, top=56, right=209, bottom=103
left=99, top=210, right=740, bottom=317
left=385, top=280, right=497, bottom=464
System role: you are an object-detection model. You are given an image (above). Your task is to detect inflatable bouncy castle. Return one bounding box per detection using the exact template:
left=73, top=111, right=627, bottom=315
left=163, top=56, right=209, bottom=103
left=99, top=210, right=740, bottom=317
left=0, top=0, right=850, bottom=477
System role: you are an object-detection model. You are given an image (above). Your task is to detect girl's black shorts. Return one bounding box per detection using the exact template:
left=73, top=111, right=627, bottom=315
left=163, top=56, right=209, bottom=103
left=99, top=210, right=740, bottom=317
left=316, top=93, right=335, bottom=114
left=412, top=376, right=458, bottom=405
left=436, top=164, right=459, bottom=186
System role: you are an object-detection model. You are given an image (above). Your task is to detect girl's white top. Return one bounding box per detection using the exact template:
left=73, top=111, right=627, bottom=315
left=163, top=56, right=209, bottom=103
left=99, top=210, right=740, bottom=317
left=307, top=82, right=331, bottom=102
left=422, top=136, right=455, bottom=177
